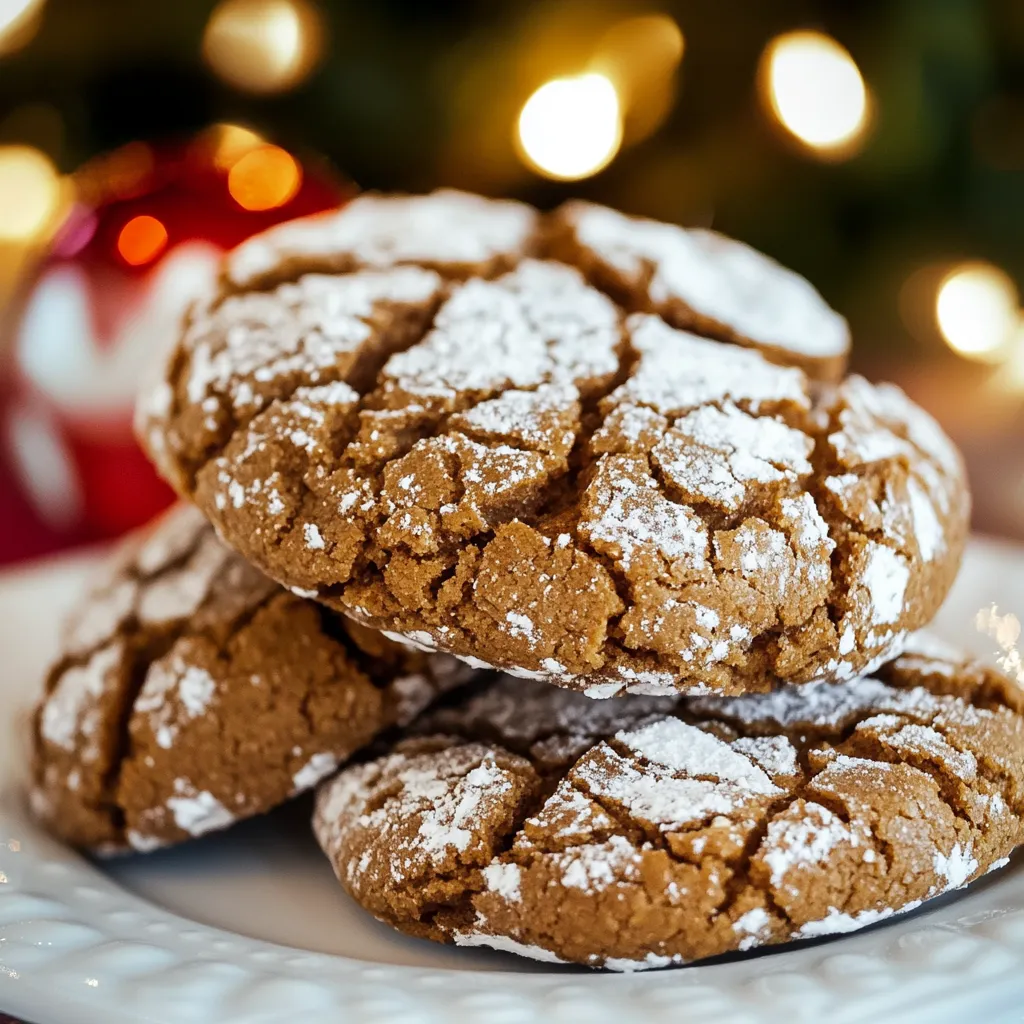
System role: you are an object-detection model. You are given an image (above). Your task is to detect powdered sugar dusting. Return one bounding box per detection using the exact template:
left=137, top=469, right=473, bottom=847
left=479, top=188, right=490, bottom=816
left=798, top=904, right=903, bottom=938
left=388, top=673, right=438, bottom=726
left=62, top=579, right=137, bottom=656
left=181, top=266, right=442, bottom=416
left=860, top=543, right=910, bottom=625
left=574, top=742, right=770, bottom=831
left=907, top=478, right=943, bottom=562
left=134, top=656, right=217, bottom=750
left=136, top=534, right=230, bottom=624
left=293, top=752, right=341, bottom=793
left=167, top=778, right=235, bottom=836
left=227, top=189, right=538, bottom=287
left=934, top=843, right=978, bottom=889
left=733, top=908, right=772, bottom=951
left=614, top=316, right=810, bottom=416
left=654, top=404, right=813, bottom=512
left=482, top=861, right=522, bottom=902
left=616, top=718, right=777, bottom=795
left=452, top=383, right=580, bottom=454
left=563, top=201, right=849, bottom=358
left=731, top=736, right=799, bottom=779
left=381, top=259, right=619, bottom=400
left=691, top=676, right=943, bottom=731
left=414, top=758, right=510, bottom=855
left=40, top=642, right=124, bottom=754
left=581, top=455, right=708, bottom=577
left=762, top=803, right=861, bottom=888
left=125, top=830, right=166, bottom=853
left=554, top=835, right=643, bottom=894
left=454, top=931, right=567, bottom=964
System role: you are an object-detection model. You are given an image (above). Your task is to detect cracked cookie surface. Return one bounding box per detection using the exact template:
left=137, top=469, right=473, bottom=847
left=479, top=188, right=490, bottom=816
left=138, top=188, right=968, bottom=697
left=30, top=505, right=474, bottom=853
left=313, top=639, right=1024, bottom=970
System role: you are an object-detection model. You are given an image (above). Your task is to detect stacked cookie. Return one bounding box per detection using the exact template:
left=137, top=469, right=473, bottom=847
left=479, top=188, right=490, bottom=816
left=32, top=190, right=1024, bottom=970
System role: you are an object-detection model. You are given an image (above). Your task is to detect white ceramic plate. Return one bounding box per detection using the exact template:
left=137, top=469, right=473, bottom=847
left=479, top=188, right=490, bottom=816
left=2, top=539, right=1024, bottom=1024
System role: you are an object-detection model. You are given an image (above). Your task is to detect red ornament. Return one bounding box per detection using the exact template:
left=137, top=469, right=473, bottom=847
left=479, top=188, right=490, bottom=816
left=0, top=130, right=350, bottom=566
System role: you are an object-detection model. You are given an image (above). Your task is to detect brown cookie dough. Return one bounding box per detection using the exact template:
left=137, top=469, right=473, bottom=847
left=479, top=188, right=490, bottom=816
left=138, top=188, right=968, bottom=697
left=313, top=645, right=1024, bottom=970
left=30, top=505, right=474, bottom=853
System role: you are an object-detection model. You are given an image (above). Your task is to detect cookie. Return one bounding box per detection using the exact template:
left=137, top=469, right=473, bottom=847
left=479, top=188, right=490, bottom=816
left=545, top=200, right=849, bottom=383
left=138, top=188, right=968, bottom=697
left=313, top=645, right=1024, bottom=970
left=30, top=505, right=474, bottom=853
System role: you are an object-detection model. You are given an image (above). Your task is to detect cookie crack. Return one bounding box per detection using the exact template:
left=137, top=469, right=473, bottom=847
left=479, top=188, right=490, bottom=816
left=173, top=282, right=451, bottom=489
left=75, top=585, right=282, bottom=838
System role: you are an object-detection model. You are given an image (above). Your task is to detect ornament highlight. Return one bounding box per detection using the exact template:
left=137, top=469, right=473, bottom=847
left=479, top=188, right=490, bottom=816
left=117, top=215, right=169, bottom=267
left=228, top=145, right=302, bottom=211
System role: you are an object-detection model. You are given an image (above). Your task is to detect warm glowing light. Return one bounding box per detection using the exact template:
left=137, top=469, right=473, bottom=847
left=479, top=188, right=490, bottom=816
left=977, top=604, right=1024, bottom=685
left=935, top=262, right=1019, bottom=361
left=0, top=0, right=45, bottom=55
left=591, top=15, right=683, bottom=145
left=0, top=145, right=61, bottom=242
left=1000, top=323, right=1024, bottom=393
left=203, top=0, right=324, bottom=95
left=117, top=215, right=168, bottom=267
left=762, top=31, right=870, bottom=156
left=517, top=73, right=622, bottom=181
left=228, top=145, right=302, bottom=210
left=75, top=142, right=155, bottom=206
left=207, top=122, right=265, bottom=171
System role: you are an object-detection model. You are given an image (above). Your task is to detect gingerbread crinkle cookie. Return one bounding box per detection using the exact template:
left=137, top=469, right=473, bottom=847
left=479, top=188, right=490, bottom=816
left=138, top=189, right=968, bottom=696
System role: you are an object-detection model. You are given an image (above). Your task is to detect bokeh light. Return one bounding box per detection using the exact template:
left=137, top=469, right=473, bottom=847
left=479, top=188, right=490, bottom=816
left=206, top=122, right=265, bottom=171
left=590, top=15, right=683, bottom=145
left=203, top=0, right=325, bottom=95
left=0, top=145, right=61, bottom=242
left=75, top=142, right=155, bottom=206
left=517, top=73, right=622, bottom=181
left=936, top=263, right=1019, bottom=361
left=117, top=215, right=168, bottom=267
left=995, top=323, right=1024, bottom=394
left=227, top=144, right=302, bottom=210
left=0, top=0, right=45, bottom=55
left=762, top=31, right=870, bottom=157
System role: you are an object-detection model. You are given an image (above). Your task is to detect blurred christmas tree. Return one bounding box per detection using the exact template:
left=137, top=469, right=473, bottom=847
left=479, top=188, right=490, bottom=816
left=1, top=0, right=1023, bottom=362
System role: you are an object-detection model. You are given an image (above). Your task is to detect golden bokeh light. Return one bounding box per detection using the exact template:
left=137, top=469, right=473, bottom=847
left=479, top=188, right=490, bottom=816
left=936, top=262, right=1019, bottom=361
left=203, top=0, right=325, bottom=95
left=993, top=322, right=1024, bottom=394
left=0, top=145, right=61, bottom=242
left=0, top=0, right=45, bottom=56
left=227, top=144, right=302, bottom=210
left=762, top=31, right=870, bottom=157
left=117, top=215, right=168, bottom=267
left=74, top=142, right=155, bottom=206
left=591, top=15, right=683, bottom=144
left=517, top=73, right=622, bottom=181
left=205, top=122, right=266, bottom=171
